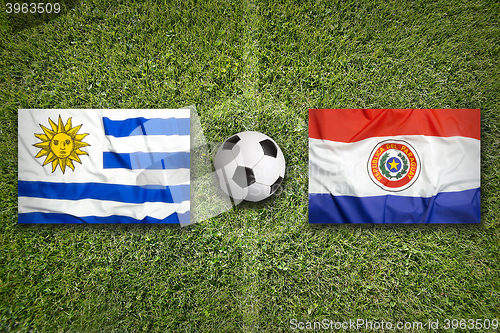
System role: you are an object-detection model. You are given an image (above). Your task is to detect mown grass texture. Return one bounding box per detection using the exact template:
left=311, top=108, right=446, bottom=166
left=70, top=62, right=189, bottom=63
left=1, top=0, right=499, bottom=331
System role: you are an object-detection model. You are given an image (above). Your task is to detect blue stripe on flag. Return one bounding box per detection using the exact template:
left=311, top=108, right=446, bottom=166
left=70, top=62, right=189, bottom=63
left=103, top=117, right=190, bottom=137
left=18, top=181, right=189, bottom=204
left=18, top=211, right=189, bottom=224
left=103, top=152, right=190, bottom=170
left=309, top=188, right=480, bottom=224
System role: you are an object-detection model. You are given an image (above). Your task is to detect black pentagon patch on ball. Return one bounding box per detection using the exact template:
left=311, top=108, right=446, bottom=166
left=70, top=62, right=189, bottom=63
left=259, top=139, right=278, bottom=158
left=270, top=176, right=283, bottom=193
left=232, top=166, right=256, bottom=188
left=223, top=135, right=241, bottom=150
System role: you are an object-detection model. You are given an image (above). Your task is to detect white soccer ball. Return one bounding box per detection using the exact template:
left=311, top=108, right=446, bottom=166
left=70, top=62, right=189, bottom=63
left=214, top=131, right=286, bottom=202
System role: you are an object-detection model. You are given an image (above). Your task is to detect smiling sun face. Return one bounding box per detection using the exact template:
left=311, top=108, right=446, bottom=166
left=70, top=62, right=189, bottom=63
left=50, top=132, right=74, bottom=159
left=34, top=115, right=90, bottom=174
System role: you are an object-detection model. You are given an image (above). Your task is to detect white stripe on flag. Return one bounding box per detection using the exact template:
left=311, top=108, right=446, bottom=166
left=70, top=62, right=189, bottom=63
left=43, top=109, right=190, bottom=120
left=309, top=135, right=480, bottom=198
left=104, top=135, right=190, bottom=154
left=18, top=167, right=190, bottom=187
left=19, top=197, right=190, bottom=220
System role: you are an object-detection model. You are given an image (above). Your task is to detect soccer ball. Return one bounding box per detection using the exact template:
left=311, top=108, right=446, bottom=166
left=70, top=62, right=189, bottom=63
left=214, top=131, right=285, bottom=202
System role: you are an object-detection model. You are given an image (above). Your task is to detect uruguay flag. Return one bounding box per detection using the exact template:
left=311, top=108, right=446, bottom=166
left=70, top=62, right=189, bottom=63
left=18, top=109, right=190, bottom=224
left=309, top=109, right=480, bottom=224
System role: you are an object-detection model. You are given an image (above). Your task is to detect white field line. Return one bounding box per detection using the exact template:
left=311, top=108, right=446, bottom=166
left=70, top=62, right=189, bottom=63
left=239, top=0, right=262, bottom=331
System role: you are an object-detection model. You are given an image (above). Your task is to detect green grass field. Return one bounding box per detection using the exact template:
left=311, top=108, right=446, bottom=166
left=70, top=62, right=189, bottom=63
left=1, top=0, right=499, bottom=331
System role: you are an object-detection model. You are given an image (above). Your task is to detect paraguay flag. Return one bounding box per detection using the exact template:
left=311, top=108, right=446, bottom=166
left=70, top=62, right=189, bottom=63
left=309, top=109, right=480, bottom=224
left=18, top=109, right=190, bottom=224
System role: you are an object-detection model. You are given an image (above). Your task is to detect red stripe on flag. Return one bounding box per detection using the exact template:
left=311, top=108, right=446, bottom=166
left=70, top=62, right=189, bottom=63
left=309, top=109, right=480, bottom=142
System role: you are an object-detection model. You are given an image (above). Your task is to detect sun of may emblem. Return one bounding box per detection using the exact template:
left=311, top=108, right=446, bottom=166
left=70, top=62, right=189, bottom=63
left=33, top=115, right=90, bottom=174
left=367, top=139, right=421, bottom=192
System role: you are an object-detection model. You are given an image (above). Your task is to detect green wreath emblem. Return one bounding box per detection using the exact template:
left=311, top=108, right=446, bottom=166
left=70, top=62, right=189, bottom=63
left=379, top=152, right=409, bottom=179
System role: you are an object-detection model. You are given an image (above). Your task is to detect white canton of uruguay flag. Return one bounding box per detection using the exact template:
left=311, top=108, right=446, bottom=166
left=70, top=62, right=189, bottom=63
left=18, top=109, right=190, bottom=224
